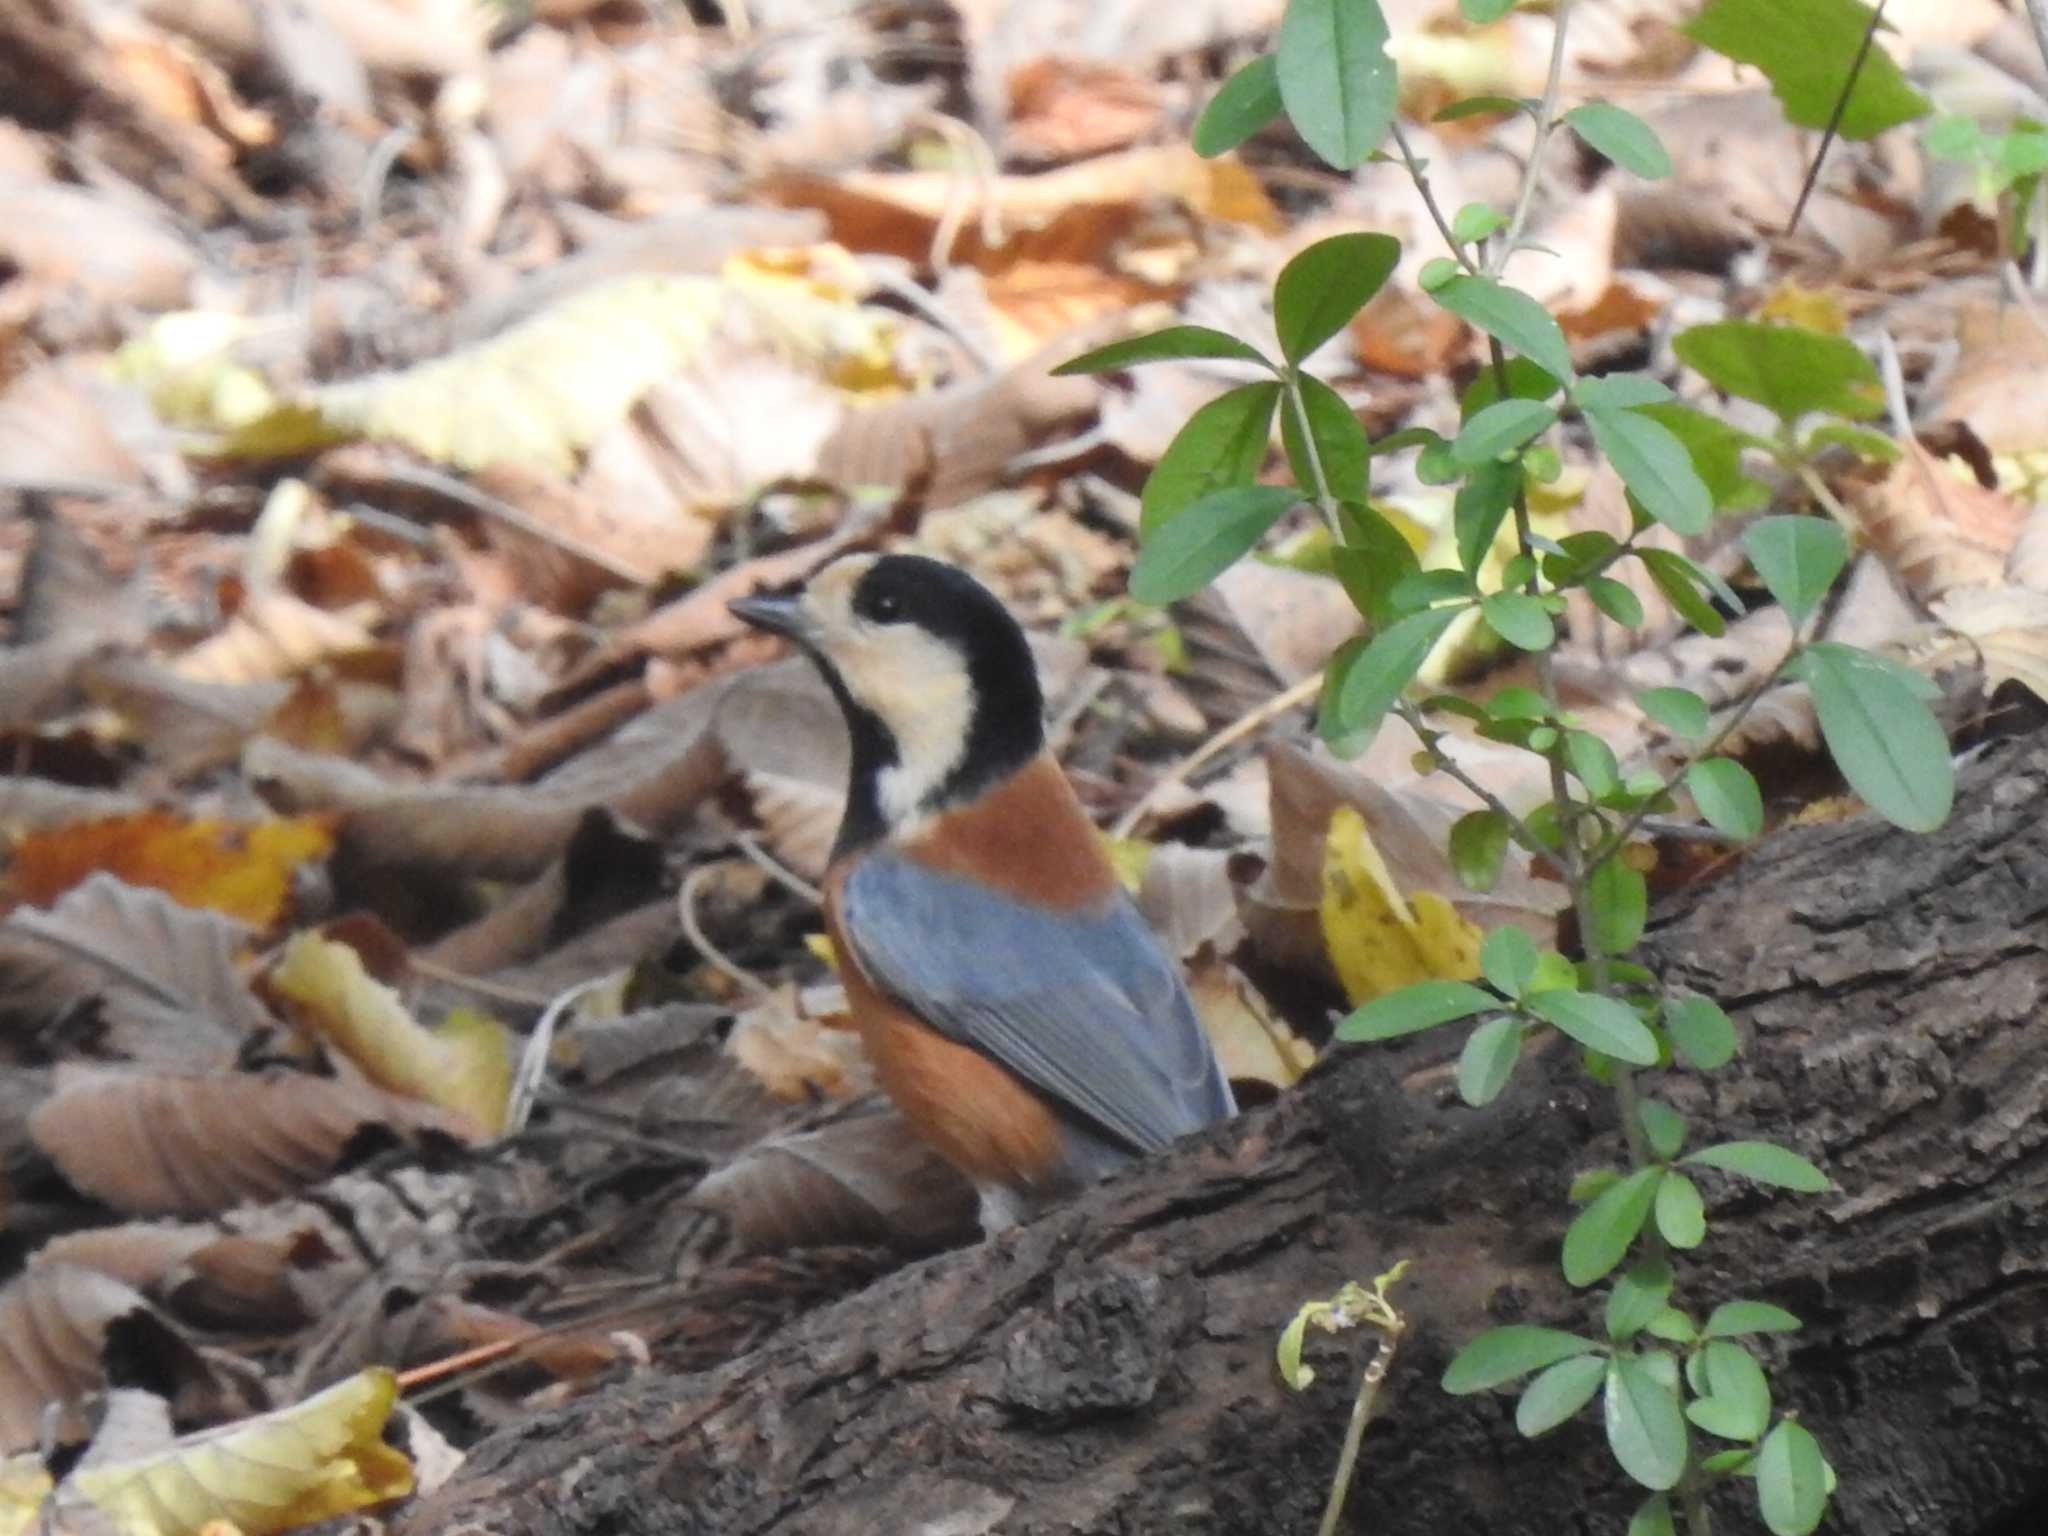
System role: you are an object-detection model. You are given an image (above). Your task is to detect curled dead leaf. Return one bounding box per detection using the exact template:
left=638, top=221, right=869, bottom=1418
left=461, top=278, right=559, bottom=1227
left=28, top=1061, right=471, bottom=1217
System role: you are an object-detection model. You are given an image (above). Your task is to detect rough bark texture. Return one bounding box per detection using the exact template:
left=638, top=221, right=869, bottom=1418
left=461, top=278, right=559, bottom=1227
left=402, top=735, right=2048, bottom=1536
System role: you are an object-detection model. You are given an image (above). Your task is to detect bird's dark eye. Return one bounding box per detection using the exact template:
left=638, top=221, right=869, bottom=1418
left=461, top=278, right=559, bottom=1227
left=858, top=587, right=904, bottom=624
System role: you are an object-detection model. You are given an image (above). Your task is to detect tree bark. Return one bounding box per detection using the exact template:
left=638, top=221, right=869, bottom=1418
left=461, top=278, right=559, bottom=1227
left=400, top=733, right=2048, bottom=1536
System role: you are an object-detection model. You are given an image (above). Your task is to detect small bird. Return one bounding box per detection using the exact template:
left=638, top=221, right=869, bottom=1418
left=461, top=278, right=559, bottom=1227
left=730, top=553, right=1235, bottom=1230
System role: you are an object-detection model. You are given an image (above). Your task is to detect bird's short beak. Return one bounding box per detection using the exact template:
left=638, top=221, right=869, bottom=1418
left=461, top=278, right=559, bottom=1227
left=728, top=590, right=814, bottom=643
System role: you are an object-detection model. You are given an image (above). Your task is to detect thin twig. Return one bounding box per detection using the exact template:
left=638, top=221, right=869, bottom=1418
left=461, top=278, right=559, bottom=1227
left=677, top=862, right=773, bottom=998
left=366, top=460, right=651, bottom=584
left=1490, top=0, right=1576, bottom=279
left=732, top=832, right=824, bottom=906
left=1785, top=0, right=1888, bottom=237
left=1388, top=121, right=1483, bottom=274
left=1111, top=669, right=1326, bottom=839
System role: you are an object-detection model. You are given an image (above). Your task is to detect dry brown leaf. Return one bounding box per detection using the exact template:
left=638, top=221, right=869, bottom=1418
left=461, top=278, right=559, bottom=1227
left=0, top=1264, right=207, bottom=1454
left=1921, top=297, right=2048, bottom=456
left=31, top=1226, right=314, bottom=1333
left=2008, top=501, right=2048, bottom=593
left=1004, top=56, right=1164, bottom=161
left=0, top=179, right=195, bottom=311
left=5, top=810, right=334, bottom=931
left=1186, top=957, right=1314, bottom=1095
left=689, top=1111, right=976, bottom=1254
left=0, top=873, right=276, bottom=1065
left=172, top=592, right=380, bottom=686
left=815, top=334, right=1099, bottom=512
left=1921, top=586, right=2048, bottom=704
left=725, top=988, right=870, bottom=1104
left=1131, top=843, right=1250, bottom=960
left=422, top=1300, right=623, bottom=1385
left=27, top=1061, right=472, bottom=1218
left=79, top=656, right=291, bottom=779
left=1842, top=442, right=2022, bottom=608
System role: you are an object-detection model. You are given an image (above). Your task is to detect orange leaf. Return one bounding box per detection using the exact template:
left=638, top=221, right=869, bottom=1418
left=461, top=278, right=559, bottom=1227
left=6, top=810, right=335, bottom=928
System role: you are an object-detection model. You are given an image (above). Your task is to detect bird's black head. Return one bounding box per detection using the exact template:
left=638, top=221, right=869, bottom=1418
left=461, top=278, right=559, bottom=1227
left=729, top=554, right=1045, bottom=853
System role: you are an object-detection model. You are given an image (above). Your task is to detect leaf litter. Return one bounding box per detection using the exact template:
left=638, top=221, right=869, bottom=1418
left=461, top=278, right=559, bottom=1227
left=0, top=0, right=2041, bottom=1527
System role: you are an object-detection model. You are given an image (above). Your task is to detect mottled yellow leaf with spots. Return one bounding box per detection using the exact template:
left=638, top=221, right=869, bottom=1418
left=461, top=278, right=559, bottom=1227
left=1319, top=805, right=1482, bottom=1005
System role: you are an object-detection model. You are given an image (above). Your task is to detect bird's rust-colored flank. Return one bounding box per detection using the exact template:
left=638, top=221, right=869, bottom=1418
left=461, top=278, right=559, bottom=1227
left=825, top=865, right=1067, bottom=1188
left=900, top=753, right=1119, bottom=911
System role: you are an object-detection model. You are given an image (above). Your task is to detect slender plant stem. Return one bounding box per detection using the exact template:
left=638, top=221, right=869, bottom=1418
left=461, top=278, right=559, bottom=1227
left=1389, top=121, right=1484, bottom=274
left=1784, top=0, right=1887, bottom=237
left=1286, top=371, right=1349, bottom=537
left=1316, top=1332, right=1400, bottom=1536
left=1490, top=0, right=1576, bottom=280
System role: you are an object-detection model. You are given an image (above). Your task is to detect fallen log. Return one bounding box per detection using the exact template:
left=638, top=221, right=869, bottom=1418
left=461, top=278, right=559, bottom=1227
left=400, top=731, right=2048, bottom=1536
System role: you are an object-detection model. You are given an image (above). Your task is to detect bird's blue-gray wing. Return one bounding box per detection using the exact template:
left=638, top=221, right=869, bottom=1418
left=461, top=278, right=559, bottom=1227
left=839, top=849, right=1235, bottom=1155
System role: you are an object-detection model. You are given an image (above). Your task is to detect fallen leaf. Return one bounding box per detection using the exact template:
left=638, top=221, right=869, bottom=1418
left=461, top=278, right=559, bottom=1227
left=28, top=1061, right=471, bottom=1217
left=5, top=811, right=334, bottom=930
left=267, top=933, right=512, bottom=1138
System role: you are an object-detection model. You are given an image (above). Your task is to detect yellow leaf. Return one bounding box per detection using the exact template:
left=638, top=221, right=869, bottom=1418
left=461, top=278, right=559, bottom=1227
left=72, top=1368, right=410, bottom=1536
left=1100, top=834, right=1153, bottom=894
left=1319, top=805, right=1482, bottom=1005
left=1186, top=959, right=1316, bottom=1090
left=269, top=934, right=510, bottom=1136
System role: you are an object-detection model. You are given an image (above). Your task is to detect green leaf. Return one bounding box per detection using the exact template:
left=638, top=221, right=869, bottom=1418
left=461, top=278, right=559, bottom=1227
left=1705, top=1301, right=1803, bottom=1338
left=1462, top=354, right=1563, bottom=414
left=1139, top=381, right=1283, bottom=536
left=1452, top=809, right=1511, bottom=893
left=1390, top=567, right=1478, bottom=614
left=1274, top=233, right=1402, bottom=363
left=1442, top=1325, right=1600, bottom=1393
left=1453, top=397, right=1557, bottom=466
left=1276, top=1304, right=1313, bottom=1390
left=1331, top=503, right=1421, bottom=627
left=1130, top=485, right=1297, bottom=604
left=1757, top=1419, right=1830, bottom=1534
left=1564, top=102, right=1672, bottom=178
left=1572, top=373, right=1674, bottom=411
left=1528, top=989, right=1660, bottom=1066
left=1454, top=457, right=1519, bottom=576
left=1565, top=730, right=1621, bottom=799
left=1516, top=1352, right=1607, bottom=1435
left=1480, top=923, right=1537, bottom=997
left=1743, top=515, right=1847, bottom=627
left=1629, top=1494, right=1677, bottom=1536
left=1800, top=640, right=1954, bottom=832
left=1638, top=1098, right=1685, bottom=1160
left=1460, top=0, right=1519, bottom=21
left=1431, top=274, right=1574, bottom=383
left=1645, top=1308, right=1698, bottom=1345
left=1336, top=978, right=1497, bottom=1041
left=1637, top=686, right=1709, bottom=741
left=1687, top=757, right=1764, bottom=840
left=1803, top=420, right=1900, bottom=462
left=1686, top=1140, right=1830, bottom=1192
left=1281, top=374, right=1371, bottom=503
left=1193, top=54, right=1284, bottom=157
left=1587, top=856, right=1646, bottom=956
left=1452, top=200, right=1506, bottom=244
left=1654, top=1170, right=1707, bottom=1249
left=1481, top=590, right=1554, bottom=651
left=1638, top=401, right=1771, bottom=510
left=1457, top=1014, right=1523, bottom=1106
left=1584, top=404, right=1712, bottom=535
left=1588, top=577, right=1645, bottom=626
left=1606, top=1258, right=1675, bottom=1341
left=1276, top=0, right=1397, bottom=170
left=1637, top=547, right=1726, bottom=638
left=1673, top=320, right=1882, bottom=424
left=1435, top=93, right=1531, bottom=122
left=1324, top=603, right=1463, bottom=744
left=1604, top=1354, right=1689, bottom=1490
left=1562, top=1166, right=1661, bottom=1285
left=1702, top=1340, right=1773, bottom=1438
left=1665, top=992, right=1737, bottom=1070
left=1054, top=324, right=1272, bottom=377
left=1689, top=1394, right=1766, bottom=1443
left=1685, top=0, right=1929, bottom=141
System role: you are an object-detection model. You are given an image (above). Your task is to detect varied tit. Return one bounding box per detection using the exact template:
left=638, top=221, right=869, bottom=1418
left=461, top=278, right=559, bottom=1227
left=730, top=554, right=1236, bottom=1231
